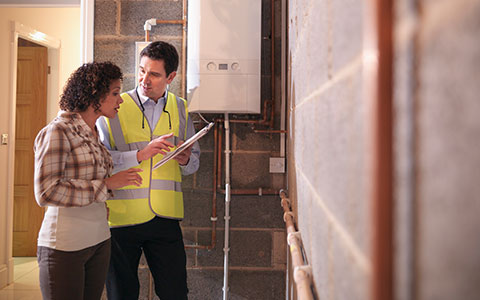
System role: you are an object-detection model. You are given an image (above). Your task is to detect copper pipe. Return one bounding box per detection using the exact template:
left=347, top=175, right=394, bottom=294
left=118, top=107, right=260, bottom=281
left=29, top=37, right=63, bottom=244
left=219, top=188, right=279, bottom=195
left=253, top=129, right=287, bottom=134
left=181, top=0, right=187, bottom=98
left=215, top=118, right=280, bottom=196
left=185, top=0, right=279, bottom=249
left=146, top=0, right=276, bottom=123
left=280, top=191, right=315, bottom=300
left=143, top=0, right=187, bottom=96
left=280, top=191, right=296, bottom=232
left=185, top=123, right=219, bottom=251
left=155, top=20, right=184, bottom=25
left=217, top=99, right=270, bottom=125
left=210, top=121, right=218, bottom=249
left=269, top=0, right=275, bottom=129
left=366, top=0, right=394, bottom=299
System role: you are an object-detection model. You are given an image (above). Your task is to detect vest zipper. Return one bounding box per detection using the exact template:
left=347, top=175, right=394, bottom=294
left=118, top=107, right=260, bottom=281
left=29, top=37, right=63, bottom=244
left=148, top=131, right=154, bottom=211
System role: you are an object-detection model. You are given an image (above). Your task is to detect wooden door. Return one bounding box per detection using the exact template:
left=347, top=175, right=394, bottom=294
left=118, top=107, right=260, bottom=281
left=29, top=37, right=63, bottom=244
left=13, top=45, right=48, bottom=256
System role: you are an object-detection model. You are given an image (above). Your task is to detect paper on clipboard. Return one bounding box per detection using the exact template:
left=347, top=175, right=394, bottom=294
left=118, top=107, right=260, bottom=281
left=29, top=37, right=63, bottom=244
left=153, top=122, right=214, bottom=170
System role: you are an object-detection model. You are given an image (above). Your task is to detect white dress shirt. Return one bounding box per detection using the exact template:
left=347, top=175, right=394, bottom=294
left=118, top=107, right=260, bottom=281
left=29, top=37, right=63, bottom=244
left=96, top=87, right=200, bottom=175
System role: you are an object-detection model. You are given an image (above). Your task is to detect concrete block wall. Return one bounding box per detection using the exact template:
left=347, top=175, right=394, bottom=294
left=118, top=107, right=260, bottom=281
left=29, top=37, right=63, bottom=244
left=94, top=0, right=286, bottom=299
left=287, top=0, right=370, bottom=299
left=289, top=0, right=480, bottom=299
left=395, top=0, right=480, bottom=299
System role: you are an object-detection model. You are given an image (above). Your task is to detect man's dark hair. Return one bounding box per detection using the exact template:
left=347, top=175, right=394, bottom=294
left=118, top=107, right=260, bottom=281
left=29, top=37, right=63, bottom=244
left=59, top=61, right=122, bottom=112
left=140, top=41, right=179, bottom=76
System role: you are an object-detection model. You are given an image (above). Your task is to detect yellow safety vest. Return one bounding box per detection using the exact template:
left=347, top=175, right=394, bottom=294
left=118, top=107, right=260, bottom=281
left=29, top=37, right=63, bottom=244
left=105, top=91, right=189, bottom=227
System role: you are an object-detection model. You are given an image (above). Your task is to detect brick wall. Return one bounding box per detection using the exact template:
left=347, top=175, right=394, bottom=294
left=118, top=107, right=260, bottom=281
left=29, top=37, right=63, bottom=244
left=94, top=0, right=286, bottom=299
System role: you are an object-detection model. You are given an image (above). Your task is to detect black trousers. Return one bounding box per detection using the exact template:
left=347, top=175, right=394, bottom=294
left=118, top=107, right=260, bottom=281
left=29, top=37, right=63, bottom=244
left=37, top=238, right=111, bottom=300
left=106, top=217, right=188, bottom=300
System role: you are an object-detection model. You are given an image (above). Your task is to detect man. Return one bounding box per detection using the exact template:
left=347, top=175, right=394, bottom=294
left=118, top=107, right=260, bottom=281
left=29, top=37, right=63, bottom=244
left=97, top=41, right=199, bottom=300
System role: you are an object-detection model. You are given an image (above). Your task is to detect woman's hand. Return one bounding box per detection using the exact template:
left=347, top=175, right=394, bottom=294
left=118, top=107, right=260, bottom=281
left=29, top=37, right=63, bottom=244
left=104, top=168, right=143, bottom=190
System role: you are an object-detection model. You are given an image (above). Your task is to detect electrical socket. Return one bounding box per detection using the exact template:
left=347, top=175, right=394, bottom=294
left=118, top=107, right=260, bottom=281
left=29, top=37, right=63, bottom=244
left=269, top=157, right=285, bottom=173
left=1, top=134, right=7, bottom=145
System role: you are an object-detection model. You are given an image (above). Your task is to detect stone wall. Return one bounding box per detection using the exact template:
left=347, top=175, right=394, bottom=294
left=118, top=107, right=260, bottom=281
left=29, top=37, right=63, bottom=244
left=94, top=0, right=286, bottom=299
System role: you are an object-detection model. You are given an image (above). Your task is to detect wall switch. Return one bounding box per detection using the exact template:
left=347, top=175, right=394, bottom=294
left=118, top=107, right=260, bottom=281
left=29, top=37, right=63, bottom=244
left=269, top=157, right=285, bottom=173
left=1, top=134, right=7, bottom=145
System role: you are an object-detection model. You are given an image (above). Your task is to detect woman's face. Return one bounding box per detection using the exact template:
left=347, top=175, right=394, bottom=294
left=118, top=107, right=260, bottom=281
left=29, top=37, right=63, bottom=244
left=98, top=79, right=122, bottom=118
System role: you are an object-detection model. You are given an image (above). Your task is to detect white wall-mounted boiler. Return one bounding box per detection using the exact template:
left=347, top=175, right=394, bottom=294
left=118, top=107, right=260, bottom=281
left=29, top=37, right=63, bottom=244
left=187, top=0, right=261, bottom=113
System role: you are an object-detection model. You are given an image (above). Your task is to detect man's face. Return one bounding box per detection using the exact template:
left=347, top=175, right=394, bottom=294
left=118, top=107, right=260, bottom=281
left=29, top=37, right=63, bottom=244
left=138, top=56, right=176, bottom=101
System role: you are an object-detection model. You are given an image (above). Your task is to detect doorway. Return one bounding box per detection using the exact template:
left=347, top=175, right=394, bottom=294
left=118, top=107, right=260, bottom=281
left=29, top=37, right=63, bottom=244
left=12, top=38, right=48, bottom=257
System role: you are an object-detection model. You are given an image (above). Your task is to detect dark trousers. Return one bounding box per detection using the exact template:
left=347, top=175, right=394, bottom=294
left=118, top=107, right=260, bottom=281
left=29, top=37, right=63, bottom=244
left=106, top=217, right=188, bottom=300
left=37, top=238, right=111, bottom=300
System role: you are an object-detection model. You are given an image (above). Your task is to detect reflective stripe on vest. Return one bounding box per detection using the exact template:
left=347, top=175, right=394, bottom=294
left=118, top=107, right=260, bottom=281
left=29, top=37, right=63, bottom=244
left=106, top=90, right=189, bottom=227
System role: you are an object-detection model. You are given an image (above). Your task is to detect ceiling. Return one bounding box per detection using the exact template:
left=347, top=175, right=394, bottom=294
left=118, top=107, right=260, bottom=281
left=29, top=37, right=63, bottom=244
left=0, top=0, right=80, bottom=6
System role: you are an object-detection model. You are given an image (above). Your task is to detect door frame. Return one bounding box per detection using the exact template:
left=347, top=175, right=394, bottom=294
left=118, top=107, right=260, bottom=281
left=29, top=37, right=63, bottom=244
left=2, top=0, right=94, bottom=288
left=5, top=20, right=61, bottom=286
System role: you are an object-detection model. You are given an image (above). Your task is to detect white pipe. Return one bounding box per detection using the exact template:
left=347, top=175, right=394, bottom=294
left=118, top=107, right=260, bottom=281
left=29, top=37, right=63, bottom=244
left=144, top=18, right=156, bottom=31
left=286, top=239, right=291, bottom=299
left=280, top=0, right=287, bottom=158
left=80, top=0, right=94, bottom=63
left=223, top=113, right=231, bottom=300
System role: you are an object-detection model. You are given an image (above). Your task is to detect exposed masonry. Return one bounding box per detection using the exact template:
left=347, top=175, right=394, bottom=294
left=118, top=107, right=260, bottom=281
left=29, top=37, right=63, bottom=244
left=95, top=0, right=286, bottom=299
left=290, top=1, right=480, bottom=300
left=288, top=0, right=369, bottom=298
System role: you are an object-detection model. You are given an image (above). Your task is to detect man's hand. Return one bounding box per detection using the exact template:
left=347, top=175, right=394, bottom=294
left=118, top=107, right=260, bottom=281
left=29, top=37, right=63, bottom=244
left=137, top=133, right=175, bottom=163
left=105, top=168, right=143, bottom=190
left=173, top=140, right=193, bottom=166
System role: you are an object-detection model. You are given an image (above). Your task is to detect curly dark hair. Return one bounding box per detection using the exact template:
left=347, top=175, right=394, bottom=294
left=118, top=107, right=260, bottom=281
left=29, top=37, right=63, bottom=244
left=140, top=41, right=179, bottom=76
left=59, top=61, right=123, bottom=112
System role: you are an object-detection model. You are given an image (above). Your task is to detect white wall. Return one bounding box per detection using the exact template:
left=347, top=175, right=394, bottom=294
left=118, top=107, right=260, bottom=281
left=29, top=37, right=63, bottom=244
left=0, top=7, right=80, bottom=288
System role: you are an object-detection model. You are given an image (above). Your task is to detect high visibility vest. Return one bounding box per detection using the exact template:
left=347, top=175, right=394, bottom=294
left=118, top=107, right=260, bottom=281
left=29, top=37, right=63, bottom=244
left=105, top=90, right=189, bottom=227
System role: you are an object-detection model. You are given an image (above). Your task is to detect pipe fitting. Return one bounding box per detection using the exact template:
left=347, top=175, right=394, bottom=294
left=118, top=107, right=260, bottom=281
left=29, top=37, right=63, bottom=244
left=287, top=231, right=302, bottom=246
left=281, top=198, right=291, bottom=208
left=293, top=265, right=312, bottom=283
left=144, top=18, right=156, bottom=31
left=283, top=211, right=294, bottom=223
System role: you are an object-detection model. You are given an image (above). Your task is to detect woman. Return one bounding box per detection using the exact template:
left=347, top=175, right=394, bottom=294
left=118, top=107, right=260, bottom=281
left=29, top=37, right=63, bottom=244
left=33, top=61, right=142, bottom=300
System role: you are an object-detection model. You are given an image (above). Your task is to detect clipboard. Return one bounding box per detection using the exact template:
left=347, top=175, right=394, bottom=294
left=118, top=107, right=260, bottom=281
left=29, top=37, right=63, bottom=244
left=153, top=122, right=214, bottom=170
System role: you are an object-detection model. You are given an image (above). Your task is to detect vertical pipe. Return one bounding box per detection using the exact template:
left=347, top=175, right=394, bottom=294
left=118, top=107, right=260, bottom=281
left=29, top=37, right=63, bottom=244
left=269, top=0, right=275, bottom=129
left=286, top=244, right=291, bottom=300
left=210, top=121, right=218, bottom=249
left=181, top=0, right=187, bottom=97
left=222, top=114, right=231, bottom=300
left=80, top=0, right=94, bottom=63
left=280, top=0, right=287, bottom=158
left=410, top=3, right=421, bottom=298
left=365, top=0, right=394, bottom=299
left=217, top=121, right=223, bottom=189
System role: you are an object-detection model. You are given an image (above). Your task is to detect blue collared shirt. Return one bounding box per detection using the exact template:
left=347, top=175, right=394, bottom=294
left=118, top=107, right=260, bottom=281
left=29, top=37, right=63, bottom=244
left=96, top=87, right=200, bottom=175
